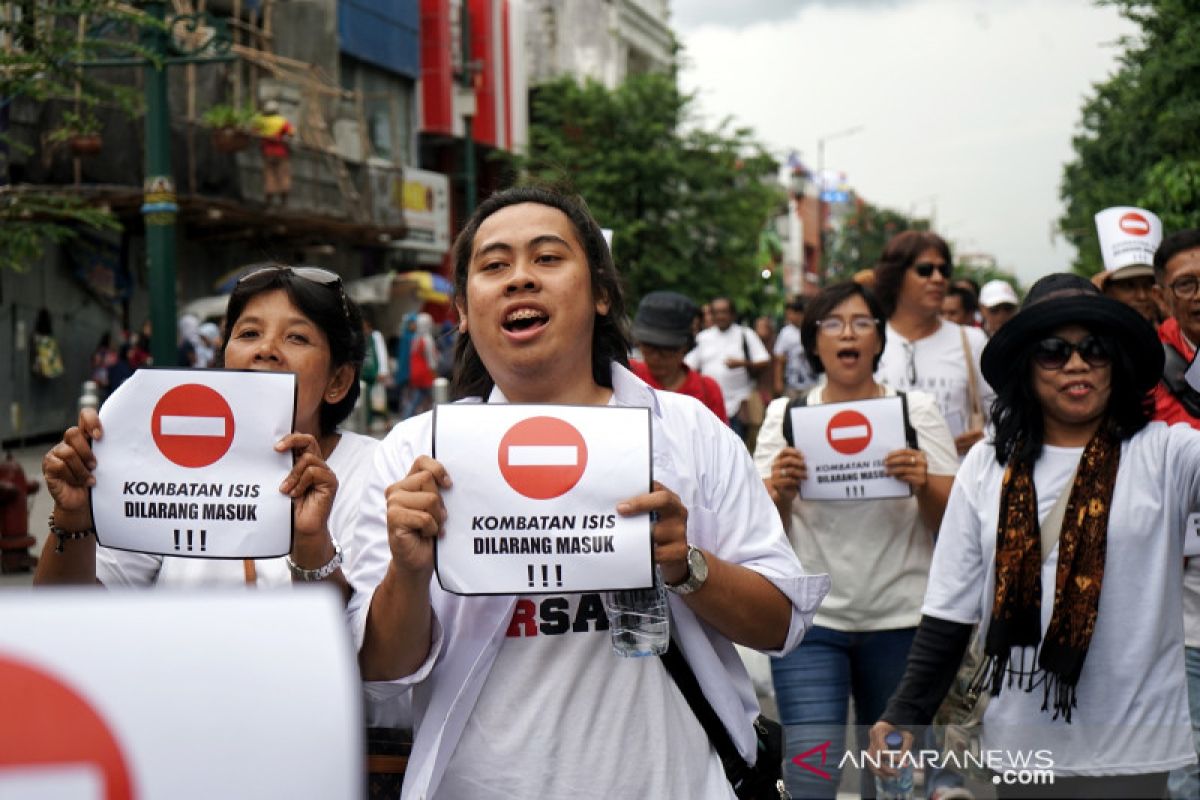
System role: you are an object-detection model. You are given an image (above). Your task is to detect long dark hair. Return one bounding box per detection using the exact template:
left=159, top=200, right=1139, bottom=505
left=449, top=184, right=631, bottom=400
left=991, top=326, right=1152, bottom=466
left=799, top=282, right=888, bottom=375
left=872, top=230, right=953, bottom=317
left=220, top=266, right=366, bottom=435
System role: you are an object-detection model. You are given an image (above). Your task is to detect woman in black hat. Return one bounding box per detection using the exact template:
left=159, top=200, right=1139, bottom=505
left=870, top=273, right=1200, bottom=798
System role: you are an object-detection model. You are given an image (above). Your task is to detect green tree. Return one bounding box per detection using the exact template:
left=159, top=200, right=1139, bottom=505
left=1060, top=0, right=1200, bottom=276
left=824, top=196, right=926, bottom=283
left=508, top=73, right=785, bottom=314
left=1, top=1, right=151, bottom=272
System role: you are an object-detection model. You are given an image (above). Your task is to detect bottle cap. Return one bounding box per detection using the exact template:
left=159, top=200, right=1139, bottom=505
left=884, top=731, right=903, bottom=749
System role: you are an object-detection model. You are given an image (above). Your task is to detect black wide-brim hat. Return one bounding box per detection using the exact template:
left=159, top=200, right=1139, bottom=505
left=981, top=272, right=1163, bottom=394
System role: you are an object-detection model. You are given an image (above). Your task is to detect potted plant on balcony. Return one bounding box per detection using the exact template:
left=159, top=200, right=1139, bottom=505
left=202, top=103, right=257, bottom=153
left=50, top=110, right=104, bottom=157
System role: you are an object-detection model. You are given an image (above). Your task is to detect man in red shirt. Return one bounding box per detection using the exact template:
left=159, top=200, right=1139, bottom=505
left=1153, top=229, right=1200, bottom=428
left=629, top=291, right=727, bottom=423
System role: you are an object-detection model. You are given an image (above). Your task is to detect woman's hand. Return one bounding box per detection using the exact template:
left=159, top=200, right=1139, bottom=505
left=866, top=721, right=914, bottom=779
left=884, top=447, right=927, bottom=490
left=768, top=447, right=807, bottom=507
left=385, top=456, right=451, bottom=579
left=617, top=480, right=689, bottom=585
left=42, top=408, right=102, bottom=529
left=276, top=433, right=338, bottom=543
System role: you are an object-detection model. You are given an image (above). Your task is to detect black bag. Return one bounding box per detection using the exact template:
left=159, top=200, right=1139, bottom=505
left=661, top=639, right=789, bottom=799
left=1161, top=342, right=1200, bottom=418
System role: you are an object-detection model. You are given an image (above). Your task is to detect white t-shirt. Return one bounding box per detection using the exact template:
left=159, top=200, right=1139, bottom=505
left=774, top=323, right=817, bottom=393
left=754, top=385, right=957, bottom=631
left=875, top=320, right=993, bottom=438
left=924, top=424, right=1200, bottom=776
left=685, top=324, right=771, bottom=417
left=434, top=592, right=733, bottom=800
left=97, top=430, right=378, bottom=587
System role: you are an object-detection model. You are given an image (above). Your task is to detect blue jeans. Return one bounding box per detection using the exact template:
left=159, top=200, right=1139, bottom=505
left=772, top=625, right=917, bottom=800
left=1168, top=646, right=1200, bottom=799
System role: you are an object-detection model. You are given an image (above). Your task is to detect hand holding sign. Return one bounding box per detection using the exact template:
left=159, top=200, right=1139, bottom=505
left=42, top=407, right=103, bottom=533
left=767, top=447, right=808, bottom=508
left=385, top=455, right=452, bottom=578
left=617, top=480, right=688, bottom=585
left=276, top=432, right=339, bottom=543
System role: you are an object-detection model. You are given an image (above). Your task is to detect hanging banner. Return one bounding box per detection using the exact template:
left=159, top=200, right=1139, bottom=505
left=433, top=404, right=652, bottom=595
left=789, top=396, right=911, bottom=501
left=90, top=369, right=295, bottom=558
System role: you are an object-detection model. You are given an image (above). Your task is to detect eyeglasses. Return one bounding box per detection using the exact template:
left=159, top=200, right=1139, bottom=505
left=815, top=316, right=879, bottom=337
left=238, top=265, right=350, bottom=320
left=912, top=262, right=953, bottom=279
left=1032, top=335, right=1111, bottom=370
left=1168, top=276, right=1200, bottom=300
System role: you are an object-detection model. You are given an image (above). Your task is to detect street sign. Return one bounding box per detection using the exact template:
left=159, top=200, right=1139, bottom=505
left=826, top=409, right=872, bottom=455
left=151, top=384, right=236, bottom=468
left=498, top=416, right=589, bottom=500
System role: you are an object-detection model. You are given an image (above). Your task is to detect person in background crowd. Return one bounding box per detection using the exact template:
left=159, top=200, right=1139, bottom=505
left=872, top=273, right=1199, bottom=799
left=629, top=290, right=727, bottom=422
left=36, top=265, right=374, bottom=598
left=347, top=184, right=828, bottom=799
left=952, top=277, right=983, bottom=327
left=700, top=302, right=715, bottom=331
left=686, top=296, right=772, bottom=444
left=389, top=311, right=417, bottom=418
left=128, top=319, right=152, bottom=368
left=775, top=295, right=818, bottom=399
left=1151, top=229, right=1200, bottom=800
left=1092, top=206, right=1163, bottom=325
left=90, top=333, right=116, bottom=393
left=362, top=315, right=391, bottom=431
left=253, top=99, right=295, bottom=208
left=755, top=281, right=957, bottom=799
left=978, top=279, right=1020, bottom=337
left=106, top=343, right=135, bottom=394
left=873, top=231, right=993, bottom=457
left=400, top=312, right=436, bottom=419
left=941, top=285, right=979, bottom=327
left=195, top=321, right=220, bottom=368
left=177, top=314, right=200, bottom=367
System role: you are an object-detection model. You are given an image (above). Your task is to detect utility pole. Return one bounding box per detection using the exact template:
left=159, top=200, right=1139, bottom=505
left=816, top=124, right=864, bottom=285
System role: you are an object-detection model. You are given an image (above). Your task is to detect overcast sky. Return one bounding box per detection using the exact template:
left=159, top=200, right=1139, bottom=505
left=673, top=0, right=1136, bottom=286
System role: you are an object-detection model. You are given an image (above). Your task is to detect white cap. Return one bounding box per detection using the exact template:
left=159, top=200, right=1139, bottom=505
left=979, top=280, right=1019, bottom=309
left=1094, top=206, right=1162, bottom=284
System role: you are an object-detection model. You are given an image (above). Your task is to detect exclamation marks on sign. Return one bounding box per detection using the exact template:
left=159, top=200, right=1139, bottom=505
left=541, top=565, right=549, bottom=588
left=526, top=564, right=564, bottom=589
left=527, top=565, right=535, bottom=588
left=555, top=565, right=563, bottom=587
left=173, top=529, right=208, bottom=552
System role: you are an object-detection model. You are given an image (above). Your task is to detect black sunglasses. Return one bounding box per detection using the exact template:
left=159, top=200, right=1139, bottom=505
left=1032, top=335, right=1111, bottom=370
left=238, top=265, right=349, bottom=320
left=912, top=261, right=953, bottom=279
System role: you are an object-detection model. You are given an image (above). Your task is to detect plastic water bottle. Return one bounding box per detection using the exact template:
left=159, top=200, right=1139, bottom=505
left=603, top=567, right=670, bottom=657
left=875, top=731, right=914, bottom=800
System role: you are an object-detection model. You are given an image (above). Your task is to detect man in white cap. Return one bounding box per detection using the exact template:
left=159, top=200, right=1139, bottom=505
left=977, top=279, right=1019, bottom=337
left=1092, top=206, right=1163, bottom=323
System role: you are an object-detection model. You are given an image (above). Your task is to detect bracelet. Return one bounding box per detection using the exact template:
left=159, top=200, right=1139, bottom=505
left=286, top=539, right=342, bottom=581
left=49, top=513, right=95, bottom=553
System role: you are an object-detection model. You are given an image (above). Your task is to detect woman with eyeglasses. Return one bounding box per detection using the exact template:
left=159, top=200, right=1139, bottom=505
left=871, top=273, right=1200, bottom=798
left=35, top=265, right=375, bottom=598
left=753, top=281, right=958, bottom=799
left=873, top=230, right=993, bottom=458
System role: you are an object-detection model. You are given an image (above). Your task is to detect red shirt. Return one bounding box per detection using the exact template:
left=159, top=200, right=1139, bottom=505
left=630, top=360, right=728, bottom=424
left=1153, top=316, right=1200, bottom=429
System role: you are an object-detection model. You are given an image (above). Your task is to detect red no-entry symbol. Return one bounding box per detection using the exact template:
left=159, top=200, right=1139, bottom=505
left=151, top=384, right=235, bottom=468
left=498, top=416, right=588, bottom=500
left=0, top=654, right=134, bottom=798
left=1119, top=212, right=1151, bottom=236
left=826, top=410, right=872, bottom=455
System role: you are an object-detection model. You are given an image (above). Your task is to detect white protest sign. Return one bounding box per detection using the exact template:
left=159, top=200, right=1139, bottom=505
left=1095, top=206, right=1163, bottom=273
left=0, top=590, right=362, bottom=799
left=790, top=395, right=911, bottom=500
left=91, top=369, right=295, bottom=559
left=434, top=404, right=652, bottom=595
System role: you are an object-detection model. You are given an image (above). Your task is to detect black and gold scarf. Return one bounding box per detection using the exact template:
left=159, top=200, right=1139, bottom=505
left=973, top=426, right=1121, bottom=722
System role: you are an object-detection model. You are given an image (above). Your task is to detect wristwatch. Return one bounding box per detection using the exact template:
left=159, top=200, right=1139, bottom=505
left=286, top=539, right=343, bottom=581
left=666, top=545, right=709, bottom=595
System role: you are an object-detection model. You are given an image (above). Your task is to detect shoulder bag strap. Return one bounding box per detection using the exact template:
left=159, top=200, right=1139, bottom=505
left=1161, top=341, right=1200, bottom=418
left=781, top=391, right=811, bottom=447
left=1039, top=461, right=1078, bottom=562
left=897, top=391, right=920, bottom=451
left=660, top=638, right=756, bottom=794
left=958, top=325, right=983, bottom=420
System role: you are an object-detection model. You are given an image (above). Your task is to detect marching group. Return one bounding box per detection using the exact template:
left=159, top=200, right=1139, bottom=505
left=29, top=185, right=1200, bottom=800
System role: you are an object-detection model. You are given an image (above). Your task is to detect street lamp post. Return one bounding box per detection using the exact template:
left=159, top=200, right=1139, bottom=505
left=816, top=124, right=864, bottom=285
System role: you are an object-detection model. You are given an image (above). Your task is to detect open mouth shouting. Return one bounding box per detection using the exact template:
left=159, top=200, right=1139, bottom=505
left=502, top=306, right=550, bottom=340
left=835, top=346, right=862, bottom=369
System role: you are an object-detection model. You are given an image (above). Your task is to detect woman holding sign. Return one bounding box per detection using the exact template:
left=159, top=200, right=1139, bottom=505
left=34, top=265, right=375, bottom=599
left=753, top=281, right=958, bottom=799
left=346, top=184, right=829, bottom=799
left=871, top=274, right=1200, bottom=798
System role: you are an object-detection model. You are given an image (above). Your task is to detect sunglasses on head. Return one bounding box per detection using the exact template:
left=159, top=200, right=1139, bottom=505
left=912, top=261, right=952, bottom=279
left=238, top=265, right=350, bottom=319
left=1032, top=335, right=1111, bottom=370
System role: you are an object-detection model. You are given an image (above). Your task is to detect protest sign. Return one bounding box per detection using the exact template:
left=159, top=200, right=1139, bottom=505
left=433, top=404, right=652, bottom=595
left=0, top=590, right=361, bottom=799
left=790, top=395, right=911, bottom=500
left=90, top=369, right=295, bottom=558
